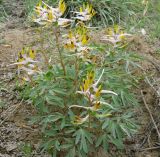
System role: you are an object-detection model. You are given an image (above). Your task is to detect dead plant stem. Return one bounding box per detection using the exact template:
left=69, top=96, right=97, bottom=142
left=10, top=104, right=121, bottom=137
left=141, top=90, right=160, bottom=141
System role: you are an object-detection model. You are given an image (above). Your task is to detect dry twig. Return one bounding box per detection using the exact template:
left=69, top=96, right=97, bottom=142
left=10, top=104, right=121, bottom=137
left=141, top=90, right=160, bottom=141
left=140, top=146, right=160, bottom=151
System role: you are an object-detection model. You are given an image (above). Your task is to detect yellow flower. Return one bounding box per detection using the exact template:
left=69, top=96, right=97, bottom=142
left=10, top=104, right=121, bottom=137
left=47, top=9, right=55, bottom=22
left=18, top=48, right=25, bottom=57
left=81, top=34, right=90, bottom=45
left=9, top=48, right=39, bottom=80
left=77, top=69, right=117, bottom=100
left=73, top=3, right=96, bottom=21
left=64, top=41, right=76, bottom=51
left=87, top=71, right=94, bottom=85
left=76, top=22, right=88, bottom=35
left=58, top=0, right=66, bottom=16
left=72, top=115, right=89, bottom=125
left=28, top=49, right=36, bottom=59
left=101, top=25, right=132, bottom=48
left=64, top=25, right=91, bottom=57
left=80, top=71, right=94, bottom=92
left=17, top=55, right=24, bottom=68
left=33, top=0, right=70, bottom=26
left=95, top=85, right=102, bottom=98
left=92, top=102, right=101, bottom=111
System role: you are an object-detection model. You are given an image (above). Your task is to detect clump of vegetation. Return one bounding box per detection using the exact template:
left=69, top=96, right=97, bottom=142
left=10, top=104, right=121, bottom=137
left=12, top=0, right=143, bottom=156
left=24, top=0, right=143, bottom=26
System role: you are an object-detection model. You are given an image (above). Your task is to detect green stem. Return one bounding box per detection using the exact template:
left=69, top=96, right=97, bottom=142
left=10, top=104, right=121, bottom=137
left=54, top=27, right=66, bottom=76
left=40, top=27, right=49, bottom=66
left=74, top=56, right=79, bottom=91
left=88, top=112, right=91, bottom=129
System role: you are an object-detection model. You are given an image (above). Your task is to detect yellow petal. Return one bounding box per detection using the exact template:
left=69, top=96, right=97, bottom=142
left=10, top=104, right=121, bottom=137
left=93, top=102, right=101, bottom=110
left=59, top=0, right=66, bottom=15
left=84, top=80, right=88, bottom=91
left=81, top=35, right=89, bottom=45
left=80, top=6, right=83, bottom=12
left=88, top=71, right=94, bottom=85
left=107, top=28, right=113, bottom=36
left=95, top=85, right=102, bottom=98
left=68, top=31, right=73, bottom=39
left=86, top=3, right=90, bottom=11
left=91, top=9, right=96, bottom=16
left=29, top=50, right=36, bottom=59
left=36, top=0, right=42, bottom=8
left=114, top=25, right=119, bottom=34
left=80, top=85, right=83, bottom=91
left=43, top=3, right=47, bottom=10
left=48, top=9, right=54, bottom=21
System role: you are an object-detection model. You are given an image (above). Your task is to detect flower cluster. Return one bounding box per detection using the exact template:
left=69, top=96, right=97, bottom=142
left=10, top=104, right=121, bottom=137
left=70, top=69, right=117, bottom=125
left=33, top=1, right=96, bottom=59
left=101, top=25, right=132, bottom=48
left=9, top=48, right=40, bottom=81
left=73, top=3, right=96, bottom=21
left=64, top=25, right=91, bottom=59
left=33, top=0, right=72, bottom=27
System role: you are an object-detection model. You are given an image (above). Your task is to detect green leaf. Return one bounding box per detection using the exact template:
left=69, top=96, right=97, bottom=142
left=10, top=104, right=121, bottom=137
left=65, top=147, right=76, bottom=157
left=96, top=135, right=103, bottom=147
left=75, top=130, right=81, bottom=145
left=109, top=136, right=124, bottom=149
left=110, top=122, right=116, bottom=138
left=102, top=139, right=109, bottom=152
left=45, top=71, right=54, bottom=80
left=81, top=136, right=88, bottom=153
left=41, top=140, right=55, bottom=151
left=120, top=91, right=126, bottom=106
left=60, top=118, right=66, bottom=130
left=100, top=134, right=109, bottom=152
left=44, top=129, right=57, bottom=136
left=61, top=144, right=73, bottom=150
left=102, top=119, right=109, bottom=129
left=52, top=150, right=57, bottom=157
left=120, top=123, right=131, bottom=137
left=115, top=125, right=124, bottom=139
left=65, top=129, right=75, bottom=134
left=73, top=129, right=93, bottom=153
left=55, top=140, right=60, bottom=151
left=45, top=95, right=64, bottom=107
left=42, top=113, right=63, bottom=124
left=85, top=131, right=93, bottom=144
left=52, top=89, right=67, bottom=95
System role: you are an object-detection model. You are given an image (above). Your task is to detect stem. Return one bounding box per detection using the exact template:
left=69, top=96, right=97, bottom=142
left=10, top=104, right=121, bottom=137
left=88, top=93, right=93, bottom=129
left=88, top=112, right=91, bottom=129
left=54, top=26, right=67, bottom=110
left=42, top=51, right=49, bottom=66
left=54, top=27, right=66, bottom=76
left=74, top=56, right=79, bottom=91
left=40, top=27, right=49, bottom=66
left=27, top=74, right=35, bottom=86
